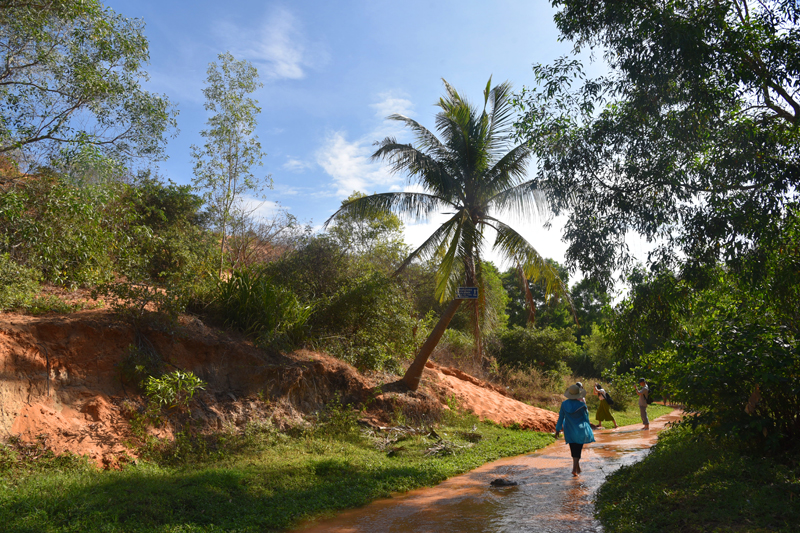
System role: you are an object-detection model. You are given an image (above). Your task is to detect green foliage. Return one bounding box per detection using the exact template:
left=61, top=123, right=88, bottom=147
left=327, top=191, right=408, bottom=272
left=0, top=175, right=133, bottom=287
left=0, top=0, right=177, bottom=163
left=581, top=323, right=613, bottom=374
left=0, top=252, right=39, bottom=310
left=501, top=259, right=573, bottom=330
left=449, top=261, right=510, bottom=337
left=207, top=268, right=312, bottom=350
left=93, top=276, right=193, bottom=328
left=124, top=173, right=215, bottom=281
left=497, top=325, right=577, bottom=374
left=144, top=370, right=205, bottom=411
left=612, top=220, right=800, bottom=450
left=312, top=271, right=418, bottom=371
left=514, top=1, right=800, bottom=286
left=595, top=425, right=800, bottom=533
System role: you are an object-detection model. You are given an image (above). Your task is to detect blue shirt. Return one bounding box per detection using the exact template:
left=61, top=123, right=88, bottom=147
left=555, top=399, right=596, bottom=444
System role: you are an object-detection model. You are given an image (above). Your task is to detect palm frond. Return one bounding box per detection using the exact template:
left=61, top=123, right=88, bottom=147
left=482, top=143, right=533, bottom=192
left=489, top=219, right=573, bottom=315
left=435, top=219, right=465, bottom=302
left=385, top=114, right=448, bottom=157
left=393, top=211, right=462, bottom=275
left=486, top=179, right=550, bottom=223
left=323, top=191, right=453, bottom=229
left=371, top=138, right=460, bottom=199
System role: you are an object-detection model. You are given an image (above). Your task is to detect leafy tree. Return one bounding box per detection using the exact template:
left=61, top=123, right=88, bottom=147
left=326, top=78, right=571, bottom=390
left=513, top=0, right=800, bottom=287
left=501, top=259, right=574, bottom=330
left=497, top=325, right=577, bottom=374
left=191, top=52, right=271, bottom=277
left=327, top=191, right=408, bottom=271
left=571, top=277, right=611, bottom=343
left=0, top=0, right=177, bottom=164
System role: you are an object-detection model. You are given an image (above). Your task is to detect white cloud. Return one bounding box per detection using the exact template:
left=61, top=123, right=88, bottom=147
left=370, top=92, right=415, bottom=119
left=237, top=197, right=284, bottom=219
left=282, top=157, right=314, bottom=173
left=216, top=8, right=328, bottom=80
left=315, top=131, right=400, bottom=197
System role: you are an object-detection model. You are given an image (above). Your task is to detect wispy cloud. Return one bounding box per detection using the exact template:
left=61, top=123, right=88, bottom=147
left=314, top=92, right=419, bottom=198
left=282, top=157, right=315, bottom=173
left=216, top=7, right=328, bottom=80
left=315, top=131, right=400, bottom=197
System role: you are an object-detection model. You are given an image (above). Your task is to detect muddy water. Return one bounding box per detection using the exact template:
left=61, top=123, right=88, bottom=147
left=296, top=410, right=682, bottom=533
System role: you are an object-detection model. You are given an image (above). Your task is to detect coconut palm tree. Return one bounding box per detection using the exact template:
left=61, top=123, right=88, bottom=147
left=325, top=78, right=572, bottom=390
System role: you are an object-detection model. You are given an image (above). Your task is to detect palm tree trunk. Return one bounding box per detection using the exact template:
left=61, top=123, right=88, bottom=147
left=401, top=298, right=462, bottom=390
left=517, top=263, right=537, bottom=326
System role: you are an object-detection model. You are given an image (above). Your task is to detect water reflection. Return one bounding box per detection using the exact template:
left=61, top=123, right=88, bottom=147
left=296, top=411, right=682, bottom=533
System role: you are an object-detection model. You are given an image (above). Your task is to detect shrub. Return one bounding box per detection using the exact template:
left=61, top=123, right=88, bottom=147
left=498, top=325, right=578, bottom=373
left=0, top=175, right=130, bottom=287
left=207, top=268, right=312, bottom=349
left=144, top=370, right=206, bottom=411
left=313, top=271, right=418, bottom=371
left=0, top=253, right=40, bottom=310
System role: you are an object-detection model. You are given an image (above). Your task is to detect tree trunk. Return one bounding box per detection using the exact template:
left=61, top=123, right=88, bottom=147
left=517, top=263, right=537, bottom=326
left=401, top=298, right=462, bottom=391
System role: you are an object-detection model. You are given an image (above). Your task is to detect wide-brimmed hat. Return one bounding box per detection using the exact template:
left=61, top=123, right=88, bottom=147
left=564, top=384, right=586, bottom=400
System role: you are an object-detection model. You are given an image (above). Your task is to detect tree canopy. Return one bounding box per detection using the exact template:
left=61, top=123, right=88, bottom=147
left=513, top=0, right=800, bottom=287
left=0, top=0, right=177, bottom=166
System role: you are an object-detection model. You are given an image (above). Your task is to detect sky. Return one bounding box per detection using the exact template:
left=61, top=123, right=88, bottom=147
left=103, top=0, right=641, bottom=284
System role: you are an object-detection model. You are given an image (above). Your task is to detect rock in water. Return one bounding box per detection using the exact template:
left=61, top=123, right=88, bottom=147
left=490, top=478, right=518, bottom=487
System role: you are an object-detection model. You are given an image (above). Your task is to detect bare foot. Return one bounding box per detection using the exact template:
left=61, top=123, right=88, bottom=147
left=643, top=425, right=650, bottom=430
left=572, top=471, right=578, bottom=477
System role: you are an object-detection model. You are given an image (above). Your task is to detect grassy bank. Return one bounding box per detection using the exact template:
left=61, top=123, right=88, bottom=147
left=0, top=412, right=552, bottom=532
left=595, top=424, right=800, bottom=533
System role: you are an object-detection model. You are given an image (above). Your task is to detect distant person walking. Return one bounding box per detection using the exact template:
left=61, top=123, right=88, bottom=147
left=636, top=378, right=650, bottom=429
left=593, top=383, right=618, bottom=429
left=555, top=384, right=596, bottom=476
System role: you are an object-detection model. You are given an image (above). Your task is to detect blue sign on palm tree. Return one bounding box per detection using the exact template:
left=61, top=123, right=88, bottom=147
left=456, top=287, right=479, bottom=299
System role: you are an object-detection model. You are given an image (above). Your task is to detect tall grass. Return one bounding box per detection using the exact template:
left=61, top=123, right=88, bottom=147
left=208, top=268, right=312, bottom=349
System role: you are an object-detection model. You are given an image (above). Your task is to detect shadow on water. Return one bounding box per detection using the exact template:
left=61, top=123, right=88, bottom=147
left=296, top=410, right=683, bottom=533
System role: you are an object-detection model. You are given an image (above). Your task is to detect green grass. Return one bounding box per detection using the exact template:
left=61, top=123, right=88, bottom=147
left=0, top=414, right=553, bottom=532
left=589, top=404, right=674, bottom=429
left=595, top=424, right=800, bottom=533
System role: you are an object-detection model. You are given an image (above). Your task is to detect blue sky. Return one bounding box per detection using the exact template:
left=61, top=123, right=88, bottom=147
left=105, top=0, right=623, bottom=280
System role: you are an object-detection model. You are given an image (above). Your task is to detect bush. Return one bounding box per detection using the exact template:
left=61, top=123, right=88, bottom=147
left=0, top=253, right=40, bottom=310
left=207, top=268, right=312, bottom=349
left=497, top=325, right=578, bottom=373
left=144, top=370, right=206, bottom=411
left=0, top=175, right=131, bottom=287
left=313, top=271, right=418, bottom=372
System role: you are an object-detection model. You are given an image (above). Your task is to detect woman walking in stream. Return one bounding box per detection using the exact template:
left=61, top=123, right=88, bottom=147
left=554, top=383, right=596, bottom=476
left=593, top=383, right=618, bottom=429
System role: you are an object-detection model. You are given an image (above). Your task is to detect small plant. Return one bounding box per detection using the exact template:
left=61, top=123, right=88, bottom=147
left=144, top=370, right=206, bottom=411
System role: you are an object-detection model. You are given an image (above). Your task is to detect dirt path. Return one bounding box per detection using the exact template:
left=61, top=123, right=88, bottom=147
left=296, top=410, right=682, bottom=533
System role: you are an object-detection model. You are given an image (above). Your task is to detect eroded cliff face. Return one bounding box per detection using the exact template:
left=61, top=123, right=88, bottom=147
left=0, top=311, right=378, bottom=467
left=0, top=310, right=558, bottom=468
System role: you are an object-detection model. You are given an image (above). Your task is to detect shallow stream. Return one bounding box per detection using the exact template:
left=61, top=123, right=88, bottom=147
left=296, top=410, right=682, bottom=533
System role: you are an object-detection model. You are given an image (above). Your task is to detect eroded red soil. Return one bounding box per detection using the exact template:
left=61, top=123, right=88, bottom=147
left=0, top=310, right=557, bottom=467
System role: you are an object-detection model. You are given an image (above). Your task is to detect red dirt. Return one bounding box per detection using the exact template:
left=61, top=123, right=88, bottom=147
left=0, top=310, right=557, bottom=467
